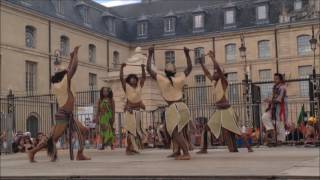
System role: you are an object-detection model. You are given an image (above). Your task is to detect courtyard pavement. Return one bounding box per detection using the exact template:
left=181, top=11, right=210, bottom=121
left=0, top=146, right=319, bottom=179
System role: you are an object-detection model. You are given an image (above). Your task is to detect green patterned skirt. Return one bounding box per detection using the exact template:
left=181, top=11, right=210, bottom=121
left=100, top=112, right=114, bottom=145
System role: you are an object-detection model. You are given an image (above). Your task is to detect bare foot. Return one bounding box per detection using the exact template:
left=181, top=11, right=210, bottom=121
left=167, top=152, right=180, bottom=158
left=50, top=154, right=58, bottom=162
left=28, top=151, right=36, bottom=163
left=188, top=144, right=194, bottom=151
left=76, top=153, right=91, bottom=160
left=196, top=149, right=208, bottom=154
left=175, top=154, right=191, bottom=160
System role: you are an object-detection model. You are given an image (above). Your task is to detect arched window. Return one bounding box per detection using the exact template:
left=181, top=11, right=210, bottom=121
left=25, top=26, right=36, bottom=48
left=26, top=114, right=39, bottom=138
left=113, top=51, right=120, bottom=68
left=225, top=43, right=236, bottom=63
left=88, top=44, right=96, bottom=63
left=60, top=35, right=70, bottom=56
left=258, top=40, right=270, bottom=59
left=297, top=35, right=311, bottom=56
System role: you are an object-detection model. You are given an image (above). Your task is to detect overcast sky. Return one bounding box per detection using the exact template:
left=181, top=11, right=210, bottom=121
left=94, top=0, right=141, bottom=7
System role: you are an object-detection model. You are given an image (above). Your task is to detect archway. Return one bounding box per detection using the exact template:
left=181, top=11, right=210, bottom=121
left=26, top=114, right=39, bottom=138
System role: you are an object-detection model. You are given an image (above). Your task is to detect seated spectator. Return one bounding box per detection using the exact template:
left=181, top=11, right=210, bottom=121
left=1, top=131, right=8, bottom=155
left=12, top=131, right=24, bottom=153
left=286, top=124, right=304, bottom=143
left=304, top=117, right=317, bottom=146
left=33, top=132, right=47, bottom=147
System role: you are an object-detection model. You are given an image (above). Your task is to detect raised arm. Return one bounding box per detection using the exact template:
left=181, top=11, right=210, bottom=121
left=147, top=47, right=157, bottom=80
left=209, top=51, right=224, bottom=81
left=199, top=56, right=214, bottom=81
left=140, top=64, right=146, bottom=87
left=183, top=47, right=192, bottom=76
left=120, top=63, right=126, bottom=92
left=67, top=46, right=80, bottom=79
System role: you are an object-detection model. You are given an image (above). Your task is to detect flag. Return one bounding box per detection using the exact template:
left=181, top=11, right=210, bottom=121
left=297, top=104, right=306, bottom=125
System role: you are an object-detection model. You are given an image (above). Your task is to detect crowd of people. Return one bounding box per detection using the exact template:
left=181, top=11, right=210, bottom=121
left=0, top=131, right=48, bottom=155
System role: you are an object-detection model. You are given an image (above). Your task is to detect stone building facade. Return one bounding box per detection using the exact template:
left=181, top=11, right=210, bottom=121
left=1, top=0, right=320, bottom=134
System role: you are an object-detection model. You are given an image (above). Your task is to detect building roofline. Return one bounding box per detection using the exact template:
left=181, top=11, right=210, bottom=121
left=2, top=0, right=130, bottom=47
left=131, top=19, right=318, bottom=47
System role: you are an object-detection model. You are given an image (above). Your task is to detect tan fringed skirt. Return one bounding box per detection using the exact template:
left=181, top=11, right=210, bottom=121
left=124, top=111, right=145, bottom=137
left=165, top=102, right=191, bottom=136
left=207, top=107, right=241, bottom=138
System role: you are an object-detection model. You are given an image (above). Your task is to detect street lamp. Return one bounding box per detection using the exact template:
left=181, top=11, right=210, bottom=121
left=309, top=26, right=319, bottom=122
left=310, top=26, right=317, bottom=77
left=239, top=34, right=250, bottom=131
left=53, top=49, right=61, bottom=72
left=239, top=45, right=247, bottom=60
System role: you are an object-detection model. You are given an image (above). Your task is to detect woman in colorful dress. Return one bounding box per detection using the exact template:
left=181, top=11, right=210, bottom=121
left=96, top=87, right=115, bottom=150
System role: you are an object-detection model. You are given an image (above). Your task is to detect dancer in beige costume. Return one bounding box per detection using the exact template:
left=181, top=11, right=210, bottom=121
left=28, top=46, right=91, bottom=162
left=120, top=63, right=146, bottom=155
left=197, top=51, right=253, bottom=153
left=147, top=47, right=192, bottom=160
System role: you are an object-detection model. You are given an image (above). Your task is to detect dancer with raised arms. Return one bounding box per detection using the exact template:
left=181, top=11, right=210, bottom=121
left=147, top=47, right=192, bottom=160
left=197, top=50, right=253, bottom=153
left=120, top=63, right=146, bottom=155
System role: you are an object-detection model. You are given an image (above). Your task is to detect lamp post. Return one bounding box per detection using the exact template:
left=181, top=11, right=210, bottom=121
left=309, top=26, right=318, bottom=119
left=310, top=26, right=317, bottom=78
left=53, top=49, right=61, bottom=72
left=239, top=34, right=250, bottom=130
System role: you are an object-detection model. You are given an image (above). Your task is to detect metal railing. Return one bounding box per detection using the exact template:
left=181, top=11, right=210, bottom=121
left=1, top=77, right=319, bottom=154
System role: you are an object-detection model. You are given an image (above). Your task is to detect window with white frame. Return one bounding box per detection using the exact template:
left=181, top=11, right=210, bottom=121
left=225, top=9, right=235, bottom=25
left=194, top=47, right=205, bottom=64
left=164, top=17, right=175, bottom=33
left=79, top=6, right=89, bottom=25
left=25, top=26, right=36, bottom=48
left=294, top=0, right=302, bottom=11
left=137, top=22, right=148, bottom=37
left=89, top=73, right=97, bottom=89
left=259, top=69, right=273, bottom=99
left=25, top=61, right=37, bottom=95
left=165, top=51, right=175, bottom=65
left=60, top=35, right=70, bottom=56
left=195, top=74, right=206, bottom=84
left=225, top=44, right=236, bottom=63
left=257, top=5, right=267, bottom=20
left=113, top=51, right=120, bottom=68
left=193, top=14, right=204, bottom=29
left=297, top=35, right=312, bottom=56
left=227, top=72, right=239, bottom=103
left=89, top=73, right=98, bottom=103
left=258, top=40, right=270, bottom=59
left=107, top=18, right=116, bottom=34
left=53, top=0, right=64, bottom=15
left=194, top=74, right=207, bottom=104
left=88, top=44, right=96, bottom=63
left=298, top=65, right=312, bottom=97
